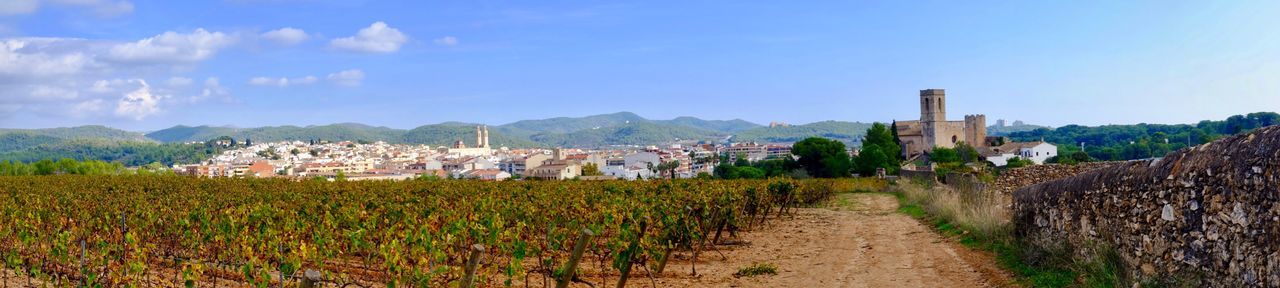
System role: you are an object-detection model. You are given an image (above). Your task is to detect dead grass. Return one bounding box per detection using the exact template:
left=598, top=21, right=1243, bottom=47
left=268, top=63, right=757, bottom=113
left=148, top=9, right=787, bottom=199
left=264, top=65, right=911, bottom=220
left=890, top=181, right=1010, bottom=240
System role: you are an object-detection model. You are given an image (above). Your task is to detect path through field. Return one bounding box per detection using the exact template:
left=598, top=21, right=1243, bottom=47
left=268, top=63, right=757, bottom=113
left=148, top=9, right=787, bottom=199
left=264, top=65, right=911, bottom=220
left=632, top=193, right=1013, bottom=287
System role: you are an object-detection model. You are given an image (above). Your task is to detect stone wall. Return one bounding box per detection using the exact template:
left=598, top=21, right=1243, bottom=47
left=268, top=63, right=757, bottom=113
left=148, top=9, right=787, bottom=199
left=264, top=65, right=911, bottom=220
left=1013, top=126, right=1280, bottom=287
left=992, top=162, right=1120, bottom=194
left=899, top=169, right=937, bottom=182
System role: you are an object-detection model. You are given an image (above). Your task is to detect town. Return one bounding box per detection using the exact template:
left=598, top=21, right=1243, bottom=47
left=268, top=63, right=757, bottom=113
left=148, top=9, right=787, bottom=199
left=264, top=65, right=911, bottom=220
left=176, top=126, right=793, bottom=181
left=175, top=89, right=1057, bottom=181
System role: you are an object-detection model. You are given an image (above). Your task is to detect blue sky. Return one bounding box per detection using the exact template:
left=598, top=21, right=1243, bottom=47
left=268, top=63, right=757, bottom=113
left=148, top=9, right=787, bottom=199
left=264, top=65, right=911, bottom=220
left=0, top=1, right=1277, bottom=131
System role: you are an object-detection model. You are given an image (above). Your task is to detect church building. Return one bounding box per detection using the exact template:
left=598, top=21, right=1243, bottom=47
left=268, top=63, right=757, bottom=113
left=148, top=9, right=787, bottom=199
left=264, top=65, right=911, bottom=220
left=894, top=89, right=987, bottom=158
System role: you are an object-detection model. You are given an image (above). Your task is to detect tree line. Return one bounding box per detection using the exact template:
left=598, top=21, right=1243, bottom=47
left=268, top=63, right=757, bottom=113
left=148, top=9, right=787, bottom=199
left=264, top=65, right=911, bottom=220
left=714, top=122, right=904, bottom=179
left=1007, top=112, right=1278, bottom=161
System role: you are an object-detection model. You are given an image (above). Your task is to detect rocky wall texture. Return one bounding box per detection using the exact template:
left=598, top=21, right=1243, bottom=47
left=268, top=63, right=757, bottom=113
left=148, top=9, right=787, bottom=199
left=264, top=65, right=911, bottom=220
left=993, top=162, right=1119, bottom=194
left=1013, top=126, right=1280, bottom=287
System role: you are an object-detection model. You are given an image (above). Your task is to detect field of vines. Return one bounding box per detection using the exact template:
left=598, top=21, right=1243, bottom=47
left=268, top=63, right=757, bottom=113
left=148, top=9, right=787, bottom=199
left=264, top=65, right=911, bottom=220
left=0, top=176, right=884, bottom=287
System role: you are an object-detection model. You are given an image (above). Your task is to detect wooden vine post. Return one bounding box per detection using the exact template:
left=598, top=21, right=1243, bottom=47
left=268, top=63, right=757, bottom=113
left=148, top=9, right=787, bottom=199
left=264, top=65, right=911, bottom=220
left=460, top=244, right=486, bottom=288
left=555, top=228, right=595, bottom=288
left=300, top=269, right=321, bottom=288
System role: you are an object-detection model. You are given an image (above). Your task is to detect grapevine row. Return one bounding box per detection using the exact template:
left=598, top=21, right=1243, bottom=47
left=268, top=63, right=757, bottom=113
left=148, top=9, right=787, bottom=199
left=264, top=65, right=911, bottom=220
left=0, top=176, right=883, bottom=287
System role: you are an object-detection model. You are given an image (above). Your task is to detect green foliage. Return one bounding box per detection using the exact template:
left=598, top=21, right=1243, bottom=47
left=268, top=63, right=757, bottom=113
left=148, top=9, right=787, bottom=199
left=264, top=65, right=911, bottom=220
left=853, top=144, right=891, bottom=176
left=735, top=121, right=873, bottom=147
left=852, top=123, right=904, bottom=176
left=0, top=176, right=840, bottom=286
left=1047, top=151, right=1093, bottom=165
left=0, top=159, right=128, bottom=175
left=661, top=116, right=761, bottom=132
left=733, top=263, right=778, bottom=277
left=862, top=123, right=901, bottom=161
left=791, top=137, right=851, bottom=178
left=929, top=147, right=960, bottom=163
left=0, top=125, right=152, bottom=142
left=528, top=122, right=715, bottom=147
left=986, top=122, right=1051, bottom=136
left=736, top=166, right=766, bottom=179
left=1008, top=112, right=1278, bottom=161
left=955, top=142, right=981, bottom=163
left=581, top=163, right=603, bottom=176
left=147, top=123, right=404, bottom=144
left=0, top=140, right=225, bottom=167
left=1004, top=157, right=1034, bottom=168
left=716, top=158, right=795, bottom=179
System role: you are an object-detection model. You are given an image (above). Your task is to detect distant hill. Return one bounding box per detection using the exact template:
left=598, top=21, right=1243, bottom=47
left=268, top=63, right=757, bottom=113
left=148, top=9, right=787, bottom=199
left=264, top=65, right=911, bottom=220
left=0, top=112, right=889, bottom=160
left=1006, top=112, right=1277, bottom=161
left=0, top=125, right=151, bottom=142
left=529, top=121, right=723, bottom=147
left=656, top=117, right=761, bottom=132
left=145, top=123, right=404, bottom=143
left=0, top=132, right=64, bottom=153
left=987, top=122, right=1050, bottom=136
left=400, top=124, right=542, bottom=148
left=142, top=112, right=773, bottom=148
left=0, top=139, right=223, bottom=166
left=732, top=121, right=873, bottom=146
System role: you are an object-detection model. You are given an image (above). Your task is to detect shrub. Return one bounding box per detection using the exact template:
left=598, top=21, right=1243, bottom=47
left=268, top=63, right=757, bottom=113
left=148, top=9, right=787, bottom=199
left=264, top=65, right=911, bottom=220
left=734, top=263, right=778, bottom=277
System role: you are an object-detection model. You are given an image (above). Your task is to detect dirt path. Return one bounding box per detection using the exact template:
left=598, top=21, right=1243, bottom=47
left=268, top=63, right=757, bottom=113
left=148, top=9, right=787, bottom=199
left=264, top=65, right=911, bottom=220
left=629, top=193, right=1013, bottom=287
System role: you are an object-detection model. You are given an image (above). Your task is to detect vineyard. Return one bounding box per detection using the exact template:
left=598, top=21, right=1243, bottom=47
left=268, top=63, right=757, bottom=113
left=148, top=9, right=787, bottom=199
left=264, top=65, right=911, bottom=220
left=0, top=176, right=883, bottom=287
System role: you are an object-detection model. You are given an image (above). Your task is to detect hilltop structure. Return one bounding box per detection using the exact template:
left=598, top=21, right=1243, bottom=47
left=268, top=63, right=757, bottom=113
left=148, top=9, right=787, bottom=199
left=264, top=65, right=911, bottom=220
left=894, top=89, right=988, bottom=157
left=441, top=125, right=493, bottom=156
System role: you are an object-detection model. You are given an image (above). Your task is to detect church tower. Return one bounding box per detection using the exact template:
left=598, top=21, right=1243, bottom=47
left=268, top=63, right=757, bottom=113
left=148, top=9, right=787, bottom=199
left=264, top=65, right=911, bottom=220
left=920, top=89, right=946, bottom=123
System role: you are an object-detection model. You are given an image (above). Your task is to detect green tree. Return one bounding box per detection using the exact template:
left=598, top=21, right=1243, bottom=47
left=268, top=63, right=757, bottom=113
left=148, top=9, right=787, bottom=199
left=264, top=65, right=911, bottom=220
left=791, top=137, right=851, bottom=178
left=713, top=163, right=740, bottom=179
left=863, top=123, right=902, bottom=161
left=853, top=144, right=891, bottom=176
left=929, top=147, right=960, bottom=163
left=736, top=166, right=766, bottom=179
left=582, top=163, right=603, bottom=176
left=1005, top=157, right=1034, bottom=168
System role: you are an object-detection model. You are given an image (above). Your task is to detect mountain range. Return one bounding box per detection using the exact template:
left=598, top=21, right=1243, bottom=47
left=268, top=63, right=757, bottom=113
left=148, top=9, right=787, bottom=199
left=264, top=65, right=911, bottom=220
left=0, top=112, right=879, bottom=153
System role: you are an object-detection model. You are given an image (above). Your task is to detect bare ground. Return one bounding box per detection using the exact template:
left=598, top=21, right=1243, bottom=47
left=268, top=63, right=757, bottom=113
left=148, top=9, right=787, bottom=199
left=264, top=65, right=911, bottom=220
left=617, top=193, right=1014, bottom=288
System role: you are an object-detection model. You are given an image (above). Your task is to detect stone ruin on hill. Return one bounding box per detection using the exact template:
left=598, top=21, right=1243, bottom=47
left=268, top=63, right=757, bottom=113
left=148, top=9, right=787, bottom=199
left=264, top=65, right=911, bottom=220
left=1013, top=125, right=1280, bottom=287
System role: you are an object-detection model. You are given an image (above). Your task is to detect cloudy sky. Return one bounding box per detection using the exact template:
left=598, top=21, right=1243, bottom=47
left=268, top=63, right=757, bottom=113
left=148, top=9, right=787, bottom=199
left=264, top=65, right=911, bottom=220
left=1, top=1, right=1278, bottom=131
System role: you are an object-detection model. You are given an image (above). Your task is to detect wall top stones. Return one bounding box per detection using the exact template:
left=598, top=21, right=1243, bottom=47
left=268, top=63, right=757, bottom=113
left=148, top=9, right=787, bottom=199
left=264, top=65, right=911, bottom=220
left=1013, top=125, right=1280, bottom=287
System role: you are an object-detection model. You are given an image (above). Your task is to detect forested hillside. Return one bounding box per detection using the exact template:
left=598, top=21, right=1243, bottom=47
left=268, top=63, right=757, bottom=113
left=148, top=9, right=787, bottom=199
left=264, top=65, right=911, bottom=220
left=1007, top=112, right=1278, bottom=161
left=733, top=121, right=873, bottom=146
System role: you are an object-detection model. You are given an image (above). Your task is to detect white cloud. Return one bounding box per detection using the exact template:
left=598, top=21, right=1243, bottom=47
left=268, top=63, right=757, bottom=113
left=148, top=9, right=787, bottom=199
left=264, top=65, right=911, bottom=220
left=87, top=78, right=129, bottom=93
left=71, top=98, right=105, bottom=116
left=195, top=77, right=229, bottom=102
left=433, top=36, right=458, bottom=46
left=326, top=69, right=364, bottom=87
left=166, top=76, right=193, bottom=87
left=29, top=85, right=79, bottom=100
left=0, top=38, right=95, bottom=79
left=0, top=28, right=252, bottom=122
left=330, top=22, right=407, bottom=53
left=113, top=79, right=160, bottom=120
left=105, top=29, right=235, bottom=64
left=0, top=0, right=39, bottom=15
left=0, top=0, right=132, bottom=17
left=261, top=27, right=309, bottom=45
left=248, top=75, right=317, bottom=87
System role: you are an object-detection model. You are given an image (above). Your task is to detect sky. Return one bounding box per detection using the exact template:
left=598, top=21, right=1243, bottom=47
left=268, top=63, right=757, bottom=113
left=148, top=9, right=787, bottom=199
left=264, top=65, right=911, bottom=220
left=0, top=0, right=1278, bottom=131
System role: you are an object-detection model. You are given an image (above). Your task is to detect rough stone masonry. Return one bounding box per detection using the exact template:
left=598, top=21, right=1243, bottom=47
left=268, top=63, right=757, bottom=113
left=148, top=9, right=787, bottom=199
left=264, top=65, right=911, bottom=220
left=1013, top=125, right=1280, bottom=287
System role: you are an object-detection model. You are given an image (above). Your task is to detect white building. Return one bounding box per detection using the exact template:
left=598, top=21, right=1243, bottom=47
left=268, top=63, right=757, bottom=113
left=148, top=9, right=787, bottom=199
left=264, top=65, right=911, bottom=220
left=981, top=141, right=1057, bottom=166
left=601, top=164, right=655, bottom=180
